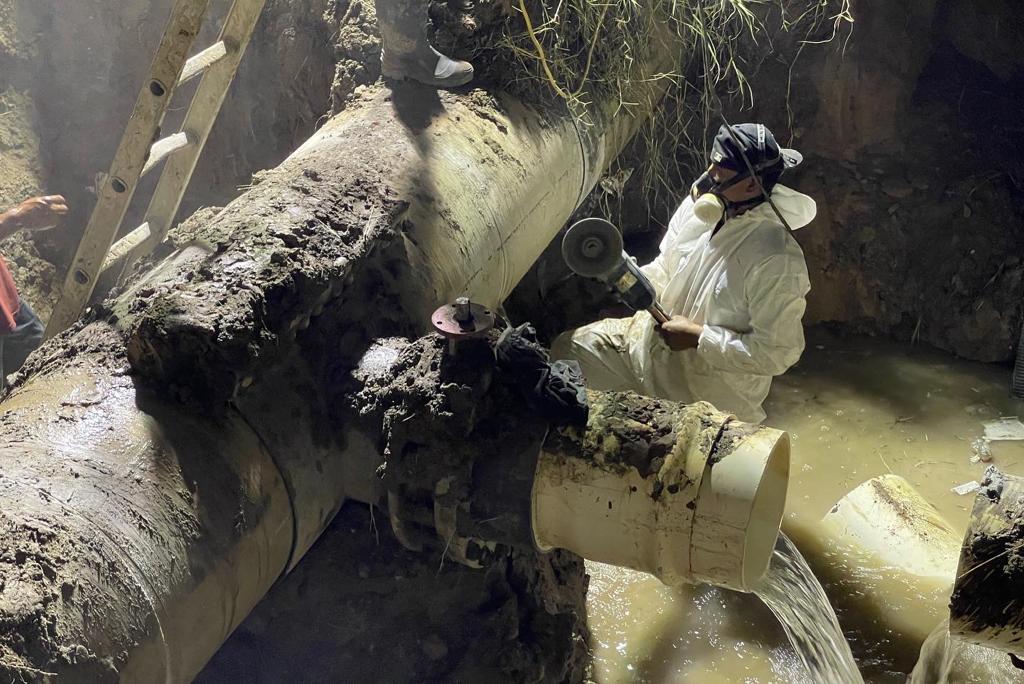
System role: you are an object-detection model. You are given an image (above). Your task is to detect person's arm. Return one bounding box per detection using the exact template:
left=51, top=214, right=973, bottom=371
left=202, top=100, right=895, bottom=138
left=639, top=197, right=694, bottom=296
left=0, top=196, right=69, bottom=241
left=693, top=256, right=809, bottom=376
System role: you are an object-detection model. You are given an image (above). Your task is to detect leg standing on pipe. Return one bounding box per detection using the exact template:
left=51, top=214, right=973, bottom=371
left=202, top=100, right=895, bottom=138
left=375, top=0, right=474, bottom=88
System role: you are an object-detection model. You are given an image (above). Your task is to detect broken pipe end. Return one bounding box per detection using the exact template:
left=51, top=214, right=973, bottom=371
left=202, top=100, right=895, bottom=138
left=691, top=427, right=790, bottom=592
left=530, top=394, right=789, bottom=593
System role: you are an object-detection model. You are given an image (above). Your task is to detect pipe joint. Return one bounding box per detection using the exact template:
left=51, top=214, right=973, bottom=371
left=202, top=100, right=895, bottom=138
left=532, top=391, right=789, bottom=592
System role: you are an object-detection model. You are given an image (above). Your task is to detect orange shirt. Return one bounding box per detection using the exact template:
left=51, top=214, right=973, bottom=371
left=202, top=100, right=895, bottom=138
left=0, top=257, right=21, bottom=334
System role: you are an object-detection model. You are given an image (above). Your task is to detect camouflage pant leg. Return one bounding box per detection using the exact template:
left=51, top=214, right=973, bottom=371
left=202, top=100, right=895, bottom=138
left=375, top=0, right=428, bottom=57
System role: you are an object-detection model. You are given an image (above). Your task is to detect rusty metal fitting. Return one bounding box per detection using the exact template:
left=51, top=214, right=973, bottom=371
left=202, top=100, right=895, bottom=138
left=431, top=298, right=496, bottom=356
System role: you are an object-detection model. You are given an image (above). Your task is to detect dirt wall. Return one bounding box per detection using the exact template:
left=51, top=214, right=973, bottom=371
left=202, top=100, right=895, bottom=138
left=1, top=0, right=335, bottom=266
left=510, top=0, right=1024, bottom=363
left=785, top=0, right=1024, bottom=362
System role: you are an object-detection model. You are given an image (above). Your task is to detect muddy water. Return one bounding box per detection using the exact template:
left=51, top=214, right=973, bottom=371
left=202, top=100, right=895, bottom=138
left=909, top=620, right=1019, bottom=683
left=585, top=329, right=1024, bottom=682
left=586, top=562, right=811, bottom=683
left=754, top=534, right=862, bottom=683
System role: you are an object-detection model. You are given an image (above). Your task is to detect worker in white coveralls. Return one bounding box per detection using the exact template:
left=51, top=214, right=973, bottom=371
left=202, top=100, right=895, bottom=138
left=552, top=123, right=816, bottom=423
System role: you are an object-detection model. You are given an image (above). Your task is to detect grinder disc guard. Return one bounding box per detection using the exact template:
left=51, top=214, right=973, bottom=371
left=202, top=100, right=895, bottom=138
left=562, top=218, right=624, bottom=279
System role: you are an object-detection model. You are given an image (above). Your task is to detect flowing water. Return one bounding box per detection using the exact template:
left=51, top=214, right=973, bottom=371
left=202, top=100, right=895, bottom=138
left=754, top=533, right=864, bottom=683
left=585, top=330, right=1024, bottom=682
left=909, top=620, right=1020, bottom=684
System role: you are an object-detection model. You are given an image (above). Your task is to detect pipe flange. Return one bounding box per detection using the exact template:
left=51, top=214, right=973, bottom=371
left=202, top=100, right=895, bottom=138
left=431, top=298, right=495, bottom=341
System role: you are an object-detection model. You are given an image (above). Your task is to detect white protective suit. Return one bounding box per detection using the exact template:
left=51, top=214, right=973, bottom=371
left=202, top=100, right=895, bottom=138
left=552, top=184, right=815, bottom=423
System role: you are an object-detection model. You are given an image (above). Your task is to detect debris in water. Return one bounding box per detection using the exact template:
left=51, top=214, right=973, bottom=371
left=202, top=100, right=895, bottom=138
left=951, top=481, right=981, bottom=496
left=969, top=438, right=993, bottom=463
left=982, top=417, right=1024, bottom=441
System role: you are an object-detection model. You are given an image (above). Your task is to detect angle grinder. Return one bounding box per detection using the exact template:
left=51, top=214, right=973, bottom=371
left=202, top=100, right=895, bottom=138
left=561, top=218, right=670, bottom=324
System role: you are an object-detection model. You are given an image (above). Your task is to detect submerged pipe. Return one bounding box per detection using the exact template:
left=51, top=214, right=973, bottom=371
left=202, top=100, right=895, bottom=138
left=790, top=475, right=961, bottom=672
left=0, top=30, right=682, bottom=684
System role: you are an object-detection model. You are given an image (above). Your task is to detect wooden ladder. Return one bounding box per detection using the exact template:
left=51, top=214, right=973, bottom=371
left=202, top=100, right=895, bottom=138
left=44, top=0, right=267, bottom=337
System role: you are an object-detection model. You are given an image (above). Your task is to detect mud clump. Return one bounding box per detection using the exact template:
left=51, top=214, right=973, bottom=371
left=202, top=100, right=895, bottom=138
left=328, top=0, right=383, bottom=114
left=950, top=469, right=1024, bottom=646
left=0, top=483, right=129, bottom=683
left=328, top=333, right=594, bottom=680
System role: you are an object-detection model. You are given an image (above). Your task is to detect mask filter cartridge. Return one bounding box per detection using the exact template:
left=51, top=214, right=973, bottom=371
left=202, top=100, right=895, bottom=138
left=693, top=193, right=726, bottom=224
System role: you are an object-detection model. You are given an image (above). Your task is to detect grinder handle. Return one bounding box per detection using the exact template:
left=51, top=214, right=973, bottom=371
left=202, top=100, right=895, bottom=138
left=648, top=302, right=671, bottom=325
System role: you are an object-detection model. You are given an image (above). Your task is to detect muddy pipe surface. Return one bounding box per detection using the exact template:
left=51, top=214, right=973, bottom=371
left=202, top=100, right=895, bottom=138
left=0, top=30, right=679, bottom=680
left=950, top=467, right=1024, bottom=655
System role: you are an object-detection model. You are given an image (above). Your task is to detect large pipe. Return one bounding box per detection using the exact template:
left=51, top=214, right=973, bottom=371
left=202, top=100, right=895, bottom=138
left=0, top=33, right=681, bottom=684
left=906, top=471, right=1024, bottom=683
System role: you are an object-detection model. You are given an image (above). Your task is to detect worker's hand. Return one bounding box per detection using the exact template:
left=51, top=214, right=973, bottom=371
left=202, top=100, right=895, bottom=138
left=2, top=195, right=69, bottom=235
left=658, top=315, right=703, bottom=351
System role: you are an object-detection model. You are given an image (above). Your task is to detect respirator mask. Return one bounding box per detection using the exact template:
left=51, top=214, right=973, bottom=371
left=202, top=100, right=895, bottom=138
left=689, top=169, right=759, bottom=225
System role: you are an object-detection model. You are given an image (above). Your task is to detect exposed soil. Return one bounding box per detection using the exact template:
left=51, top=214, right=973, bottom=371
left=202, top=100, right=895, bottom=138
left=327, top=0, right=383, bottom=113
left=198, top=502, right=590, bottom=683
left=0, top=88, right=59, bottom=318
left=789, top=38, right=1024, bottom=363
left=1, top=0, right=337, bottom=296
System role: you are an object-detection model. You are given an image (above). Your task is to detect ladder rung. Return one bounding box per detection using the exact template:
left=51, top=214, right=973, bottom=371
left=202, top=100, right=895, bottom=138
left=43, top=0, right=212, bottom=339
left=102, top=222, right=153, bottom=273
left=142, top=132, right=194, bottom=177
left=178, top=40, right=231, bottom=86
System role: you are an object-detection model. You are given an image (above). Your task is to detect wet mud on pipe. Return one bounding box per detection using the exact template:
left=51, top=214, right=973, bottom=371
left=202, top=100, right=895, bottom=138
left=0, top=327, right=292, bottom=682
left=0, top=50, right=678, bottom=679
left=950, top=468, right=1024, bottom=654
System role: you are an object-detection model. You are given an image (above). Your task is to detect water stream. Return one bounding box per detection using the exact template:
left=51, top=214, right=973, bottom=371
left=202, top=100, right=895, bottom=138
left=585, top=331, right=1024, bottom=681
left=909, top=620, right=1020, bottom=683
left=754, top=533, right=864, bottom=684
